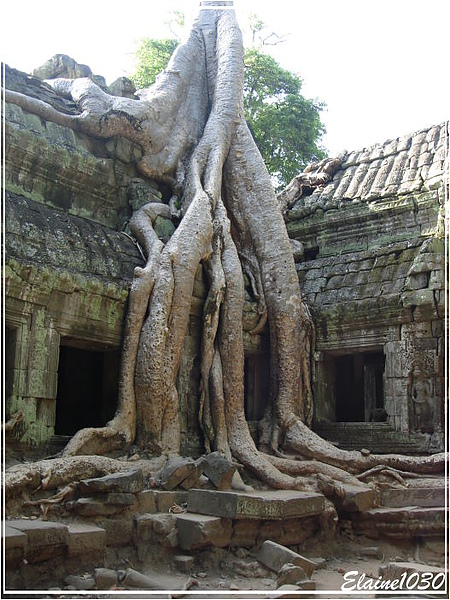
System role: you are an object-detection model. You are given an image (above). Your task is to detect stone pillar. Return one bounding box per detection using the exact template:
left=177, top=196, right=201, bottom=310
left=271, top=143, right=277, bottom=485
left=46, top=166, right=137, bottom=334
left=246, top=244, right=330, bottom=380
left=384, top=319, right=441, bottom=442
left=313, top=352, right=336, bottom=423
left=8, top=308, right=60, bottom=446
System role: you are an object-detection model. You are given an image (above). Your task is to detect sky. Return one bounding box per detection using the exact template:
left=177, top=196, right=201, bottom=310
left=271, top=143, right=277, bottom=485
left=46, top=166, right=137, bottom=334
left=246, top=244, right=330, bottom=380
left=1, top=0, right=449, bottom=156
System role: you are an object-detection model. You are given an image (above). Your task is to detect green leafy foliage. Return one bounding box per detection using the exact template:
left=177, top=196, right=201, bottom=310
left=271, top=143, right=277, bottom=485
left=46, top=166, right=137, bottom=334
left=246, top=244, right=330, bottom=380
left=244, top=49, right=326, bottom=190
left=132, top=38, right=179, bottom=90
left=131, top=38, right=326, bottom=190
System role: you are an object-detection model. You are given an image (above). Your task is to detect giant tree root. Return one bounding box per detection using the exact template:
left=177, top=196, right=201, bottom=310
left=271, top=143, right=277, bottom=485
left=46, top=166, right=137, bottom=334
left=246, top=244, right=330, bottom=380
left=283, top=417, right=446, bottom=475
left=4, top=455, right=166, bottom=500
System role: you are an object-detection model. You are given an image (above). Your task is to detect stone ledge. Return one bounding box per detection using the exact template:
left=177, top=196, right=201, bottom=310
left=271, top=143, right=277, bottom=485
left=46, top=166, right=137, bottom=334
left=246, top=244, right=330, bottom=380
left=6, top=519, right=68, bottom=563
left=187, top=489, right=325, bottom=520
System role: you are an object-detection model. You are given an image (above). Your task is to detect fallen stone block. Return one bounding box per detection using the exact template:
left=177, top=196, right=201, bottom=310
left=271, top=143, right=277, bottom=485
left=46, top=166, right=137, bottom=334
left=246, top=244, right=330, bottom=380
left=277, top=563, right=307, bottom=586
left=187, top=489, right=324, bottom=520
left=94, top=567, right=118, bottom=590
left=79, top=468, right=144, bottom=495
left=74, top=497, right=124, bottom=517
left=297, top=579, right=316, bottom=590
left=174, top=554, right=195, bottom=573
left=201, top=451, right=236, bottom=490
left=121, top=567, right=161, bottom=589
left=3, top=523, right=27, bottom=567
left=333, top=483, right=374, bottom=512
left=309, top=557, right=326, bottom=569
left=256, top=540, right=317, bottom=577
left=67, top=522, right=106, bottom=558
left=64, top=575, right=96, bottom=590
left=177, top=512, right=232, bottom=550
left=135, top=513, right=178, bottom=547
left=7, top=519, right=68, bottom=563
left=159, top=457, right=204, bottom=490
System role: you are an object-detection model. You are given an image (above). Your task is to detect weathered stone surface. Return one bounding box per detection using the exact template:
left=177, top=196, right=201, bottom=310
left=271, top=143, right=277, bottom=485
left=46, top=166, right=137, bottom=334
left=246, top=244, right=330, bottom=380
left=64, top=574, right=96, bottom=590
left=5, top=103, right=130, bottom=229
left=94, top=567, right=118, bottom=590
left=176, top=513, right=232, bottom=550
left=152, top=490, right=188, bottom=513
left=107, top=77, right=137, bottom=99
left=137, top=490, right=158, bottom=513
left=159, top=457, right=204, bottom=491
left=201, top=451, right=236, bottom=490
left=134, top=513, right=178, bottom=548
left=121, top=568, right=161, bottom=590
left=352, top=506, right=446, bottom=538
left=73, top=497, right=124, bottom=517
left=297, top=580, right=316, bottom=590
left=33, top=54, right=105, bottom=88
left=332, top=483, right=374, bottom=512
left=173, top=554, right=195, bottom=573
left=79, top=469, right=144, bottom=495
left=105, top=492, right=137, bottom=506
left=256, top=540, right=317, bottom=577
left=3, top=523, right=27, bottom=566
left=285, top=124, right=445, bottom=456
left=187, top=489, right=324, bottom=520
left=98, top=517, right=133, bottom=547
left=257, top=516, right=318, bottom=548
left=7, top=519, right=68, bottom=563
left=67, top=522, right=106, bottom=558
left=381, top=484, right=445, bottom=508
left=277, top=563, right=307, bottom=586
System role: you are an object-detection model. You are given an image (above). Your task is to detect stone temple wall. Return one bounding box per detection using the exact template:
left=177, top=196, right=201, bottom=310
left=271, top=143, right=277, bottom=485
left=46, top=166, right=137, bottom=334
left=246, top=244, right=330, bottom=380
left=285, top=123, right=447, bottom=453
left=2, top=62, right=447, bottom=454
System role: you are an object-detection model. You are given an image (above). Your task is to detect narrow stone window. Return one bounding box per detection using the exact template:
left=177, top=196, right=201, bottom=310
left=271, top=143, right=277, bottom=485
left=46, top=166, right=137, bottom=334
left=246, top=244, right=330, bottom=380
left=55, top=344, right=119, bottom=436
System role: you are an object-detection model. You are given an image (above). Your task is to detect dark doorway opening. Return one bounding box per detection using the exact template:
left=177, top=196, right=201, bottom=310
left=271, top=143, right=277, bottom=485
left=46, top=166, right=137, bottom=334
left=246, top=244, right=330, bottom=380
left=244, top=354, right=270, bottom=422
left=335, top=351, right=385, bottom=422
left=55, top=345, right=120, bottom=436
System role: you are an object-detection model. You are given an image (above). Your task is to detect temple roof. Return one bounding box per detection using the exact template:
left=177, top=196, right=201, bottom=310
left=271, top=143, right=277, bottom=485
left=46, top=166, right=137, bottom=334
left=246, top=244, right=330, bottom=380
left=286, top=122, right=448, bottom=220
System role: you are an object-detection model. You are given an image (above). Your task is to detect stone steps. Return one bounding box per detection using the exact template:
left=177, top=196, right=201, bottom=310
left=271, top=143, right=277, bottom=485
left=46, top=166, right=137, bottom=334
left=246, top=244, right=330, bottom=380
left=381, top=478, right=446, bottom=508
left=4, top=519, right=106, bottom=568
left=352, top=477, right=447, bottom=539
left=314, top=422, right=430, bottom=454
left=134, top=488, right=330, bottom=552
left=352, top=505, right=447, bottom=539
left=134, top=486, right=378, bottom=551
left=6, top=467, right=444, bottom=574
